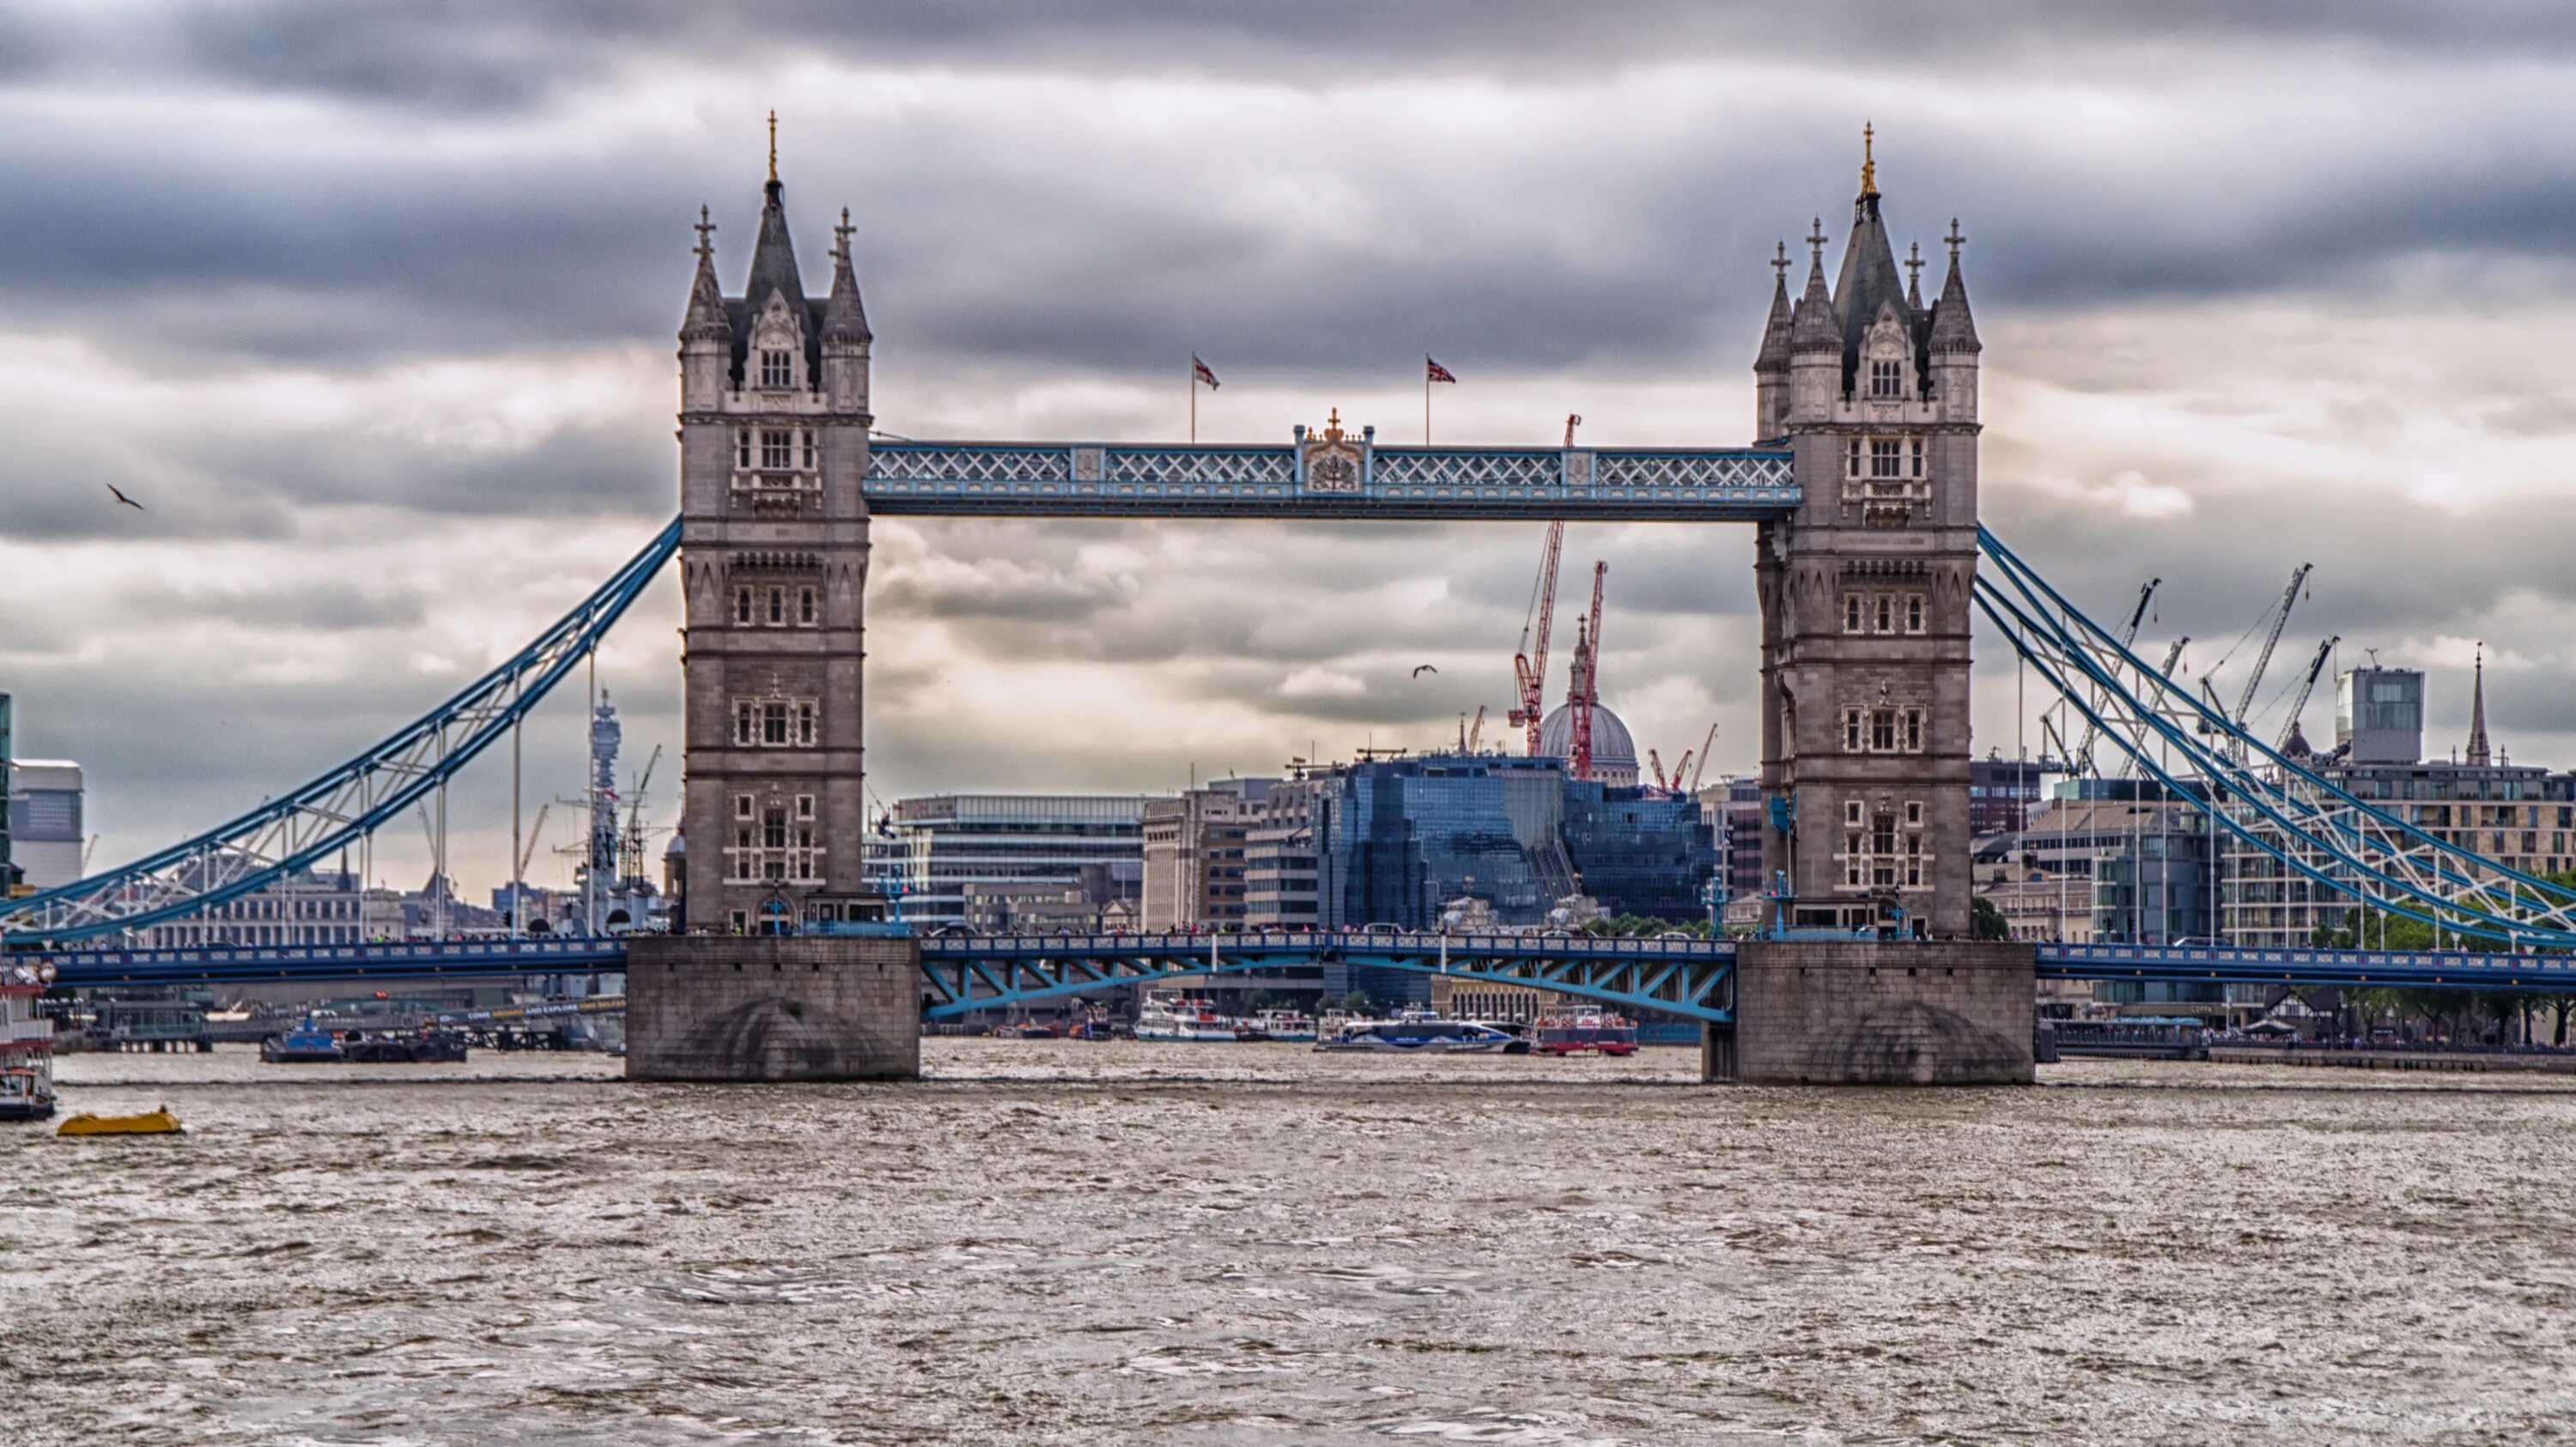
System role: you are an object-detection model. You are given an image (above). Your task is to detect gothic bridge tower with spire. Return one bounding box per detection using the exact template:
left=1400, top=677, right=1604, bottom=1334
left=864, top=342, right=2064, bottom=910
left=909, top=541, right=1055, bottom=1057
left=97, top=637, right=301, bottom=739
left=1751, top=128, right=1984, bottom=941
left=629, top=126, right=919, bottom=1082
left=1716, top=130, right=2031, bottom=1086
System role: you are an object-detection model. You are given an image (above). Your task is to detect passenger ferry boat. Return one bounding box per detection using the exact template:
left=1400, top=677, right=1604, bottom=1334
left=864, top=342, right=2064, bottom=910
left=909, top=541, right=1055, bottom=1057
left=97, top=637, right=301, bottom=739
left=1315, top=1010, right=1523, bottom=1055
left=1247, top=1009, right=1316, bottom=1043
left=1134, top=994, right=1239, bottom=1043
left=0, top=960, right=58, bottom=1122
left=1531, top=1009, right=1639, bottom=1057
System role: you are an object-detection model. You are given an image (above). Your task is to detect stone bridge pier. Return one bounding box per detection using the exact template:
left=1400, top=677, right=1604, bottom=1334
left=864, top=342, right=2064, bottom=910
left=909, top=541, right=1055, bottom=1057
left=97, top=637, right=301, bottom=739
left=1703, top=939, right=2036, bottom=1085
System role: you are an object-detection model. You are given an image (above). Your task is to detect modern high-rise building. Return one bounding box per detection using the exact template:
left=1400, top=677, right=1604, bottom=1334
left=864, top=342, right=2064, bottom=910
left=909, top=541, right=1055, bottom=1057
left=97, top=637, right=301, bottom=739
left=867, top=793, right=1151, bottom=929
left=2336, top=666, right=2425, bottom=765
left=1140, top=778, right=1275, bottom=930
left=1311, top=753, right=1716, bottom=931
left=1242, top=775, right=1328, bottom=930
left=7, top=758, right=84, bottom=891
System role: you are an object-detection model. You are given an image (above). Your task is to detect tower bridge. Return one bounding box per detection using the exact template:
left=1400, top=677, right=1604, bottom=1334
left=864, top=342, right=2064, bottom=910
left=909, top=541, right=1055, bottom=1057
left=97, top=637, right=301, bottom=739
left=14, top=137, right=2576, bottom=1085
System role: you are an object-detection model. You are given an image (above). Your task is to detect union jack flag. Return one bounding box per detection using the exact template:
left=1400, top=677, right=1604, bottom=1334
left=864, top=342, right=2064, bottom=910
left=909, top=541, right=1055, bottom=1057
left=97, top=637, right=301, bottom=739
left=1425, top=355, right=1458, bottom=384
left=1192, top=355, right=1220, bottom=389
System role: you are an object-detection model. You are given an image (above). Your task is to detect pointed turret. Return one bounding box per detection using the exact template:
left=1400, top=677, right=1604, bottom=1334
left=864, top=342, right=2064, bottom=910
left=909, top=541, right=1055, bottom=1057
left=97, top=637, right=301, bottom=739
left=678, top=206, right=732, bottom=409
left=1788, top=222, right=1838, bottom=354
left=1928, top=219, right=1981, bottom=355
left=1832, top=125, right=1910, bottom=389
left=1753, top=240, right=1794, bottom=372
left=743, top=176, right=808, bottom=317
left=822, top=208, right=870, bottom=344
left=2466, top=644, right=2493, bottom=767
left=1753, top=240, right=1795, bottom=439
left=681, top=206, right=731, bottom=342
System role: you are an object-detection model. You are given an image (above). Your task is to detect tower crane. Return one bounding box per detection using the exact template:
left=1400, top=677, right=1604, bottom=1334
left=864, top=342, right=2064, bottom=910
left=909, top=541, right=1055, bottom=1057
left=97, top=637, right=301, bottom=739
left=2073, top=578, right=2158, bottom=776
left=1509, top=523, right=1565, bottom=757
left=1687, top=721, right=1718, bottom=793
left=1648, top=749, right=1670, bottom=791
left=1465, top=705, right=1486, bottom=753
left=2276, top=635, right=2339, bottom=752
left=1567, top=561, right=1607, bottom=781
left=517, top=804, right=551, bottom=879
left=2233, top=563, right=2313, bottom=733
left=621, top=744, right=662, bottom=886
left=2123, top=635, right=2189, bottom=779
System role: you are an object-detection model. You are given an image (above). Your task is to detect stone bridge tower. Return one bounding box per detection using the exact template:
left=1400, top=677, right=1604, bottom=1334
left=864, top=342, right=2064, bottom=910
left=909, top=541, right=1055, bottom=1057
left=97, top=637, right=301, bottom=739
left=672, top=153, right=880, bottom=934
left=1752, top=132, right=1983, bottom=939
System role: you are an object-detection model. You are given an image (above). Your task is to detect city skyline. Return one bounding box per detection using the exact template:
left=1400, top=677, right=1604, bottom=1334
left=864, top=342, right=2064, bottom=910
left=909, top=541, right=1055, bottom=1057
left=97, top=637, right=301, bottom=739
left=8, top=3, right=2576, bottom=891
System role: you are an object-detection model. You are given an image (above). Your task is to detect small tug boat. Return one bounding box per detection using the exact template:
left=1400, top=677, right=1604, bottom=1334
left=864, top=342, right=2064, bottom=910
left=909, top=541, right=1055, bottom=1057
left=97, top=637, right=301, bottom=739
left=0, top=960, right=58, bottom=1122
left=259, top=1016, right=346, bottom=1064
left=1315, top=1011, right=1523, bottom=1055
left=58, top=1104, right=183, bottom=1137
left=1530, top=1010, right=1640, bottom=1057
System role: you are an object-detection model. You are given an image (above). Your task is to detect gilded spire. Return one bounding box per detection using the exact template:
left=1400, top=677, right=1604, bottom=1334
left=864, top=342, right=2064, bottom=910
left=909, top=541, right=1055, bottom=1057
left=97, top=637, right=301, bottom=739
left=768, top=109, right=779, bottom=184
left=1860, top=121, right=1877, bottom=198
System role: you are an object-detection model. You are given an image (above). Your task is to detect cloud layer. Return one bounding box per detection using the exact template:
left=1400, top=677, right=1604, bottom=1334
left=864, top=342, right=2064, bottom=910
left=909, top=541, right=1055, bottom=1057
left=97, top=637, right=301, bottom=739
left=4, top=3, right=2574, bottom=891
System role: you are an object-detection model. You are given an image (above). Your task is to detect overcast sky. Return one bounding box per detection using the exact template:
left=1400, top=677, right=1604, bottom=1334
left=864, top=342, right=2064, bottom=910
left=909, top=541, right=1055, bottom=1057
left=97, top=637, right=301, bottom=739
left=7, top=1, right=2575, bottom=895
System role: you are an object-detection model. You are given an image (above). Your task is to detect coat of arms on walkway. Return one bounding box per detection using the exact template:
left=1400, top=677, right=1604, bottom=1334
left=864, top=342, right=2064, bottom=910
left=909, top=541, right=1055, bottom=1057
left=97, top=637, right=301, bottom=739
left=1301, top=409, right=1365, bottom=493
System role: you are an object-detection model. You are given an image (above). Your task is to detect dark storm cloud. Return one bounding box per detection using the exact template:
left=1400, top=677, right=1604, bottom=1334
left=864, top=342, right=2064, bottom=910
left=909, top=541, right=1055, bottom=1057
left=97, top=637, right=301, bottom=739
left=11, top=2, right=2576, bottom=386
left=116, top=580, right=428, bottom=633
left=21, top=1, right=2576, bottom=112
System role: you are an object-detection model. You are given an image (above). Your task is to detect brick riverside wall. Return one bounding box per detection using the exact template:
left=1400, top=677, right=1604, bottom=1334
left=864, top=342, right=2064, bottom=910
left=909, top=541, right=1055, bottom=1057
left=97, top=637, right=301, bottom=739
left=1709, top=939, right=2034, bottom=1085
left=626, top=935, right=920, bottom=1081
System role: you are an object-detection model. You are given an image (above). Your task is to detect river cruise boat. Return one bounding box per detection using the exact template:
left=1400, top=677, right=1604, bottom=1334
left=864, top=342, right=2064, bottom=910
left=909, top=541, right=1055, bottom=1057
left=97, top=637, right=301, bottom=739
left=1315, top=1011, right=1523, bottom=1055
left=260, top=1016, right=346, bottom=1064
left=0, top=960, right=58, bottom=1122
left=1247, top=1009, right=1316, bottom=1043
left=1135, top=994, right=1239, bottom=1043
left=1531, top=1010, right=1639, bottom=1057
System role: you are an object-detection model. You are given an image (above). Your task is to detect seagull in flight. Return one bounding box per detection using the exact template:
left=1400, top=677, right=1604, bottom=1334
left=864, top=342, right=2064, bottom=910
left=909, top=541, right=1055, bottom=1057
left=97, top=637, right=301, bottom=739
left=1412, top=664, right=1438, bottom=678
left=106, top=483, right=145, bottom=510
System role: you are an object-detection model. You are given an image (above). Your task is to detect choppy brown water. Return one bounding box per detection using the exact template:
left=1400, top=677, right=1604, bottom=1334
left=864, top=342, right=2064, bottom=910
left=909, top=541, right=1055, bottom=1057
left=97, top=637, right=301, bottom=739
left=9, top=1043, right=2576, bottom=1445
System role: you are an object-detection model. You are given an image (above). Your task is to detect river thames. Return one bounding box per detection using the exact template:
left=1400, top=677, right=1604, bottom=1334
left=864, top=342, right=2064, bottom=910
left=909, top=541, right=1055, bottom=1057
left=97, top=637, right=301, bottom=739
left=8, top=1044, right=2573, bottom=1444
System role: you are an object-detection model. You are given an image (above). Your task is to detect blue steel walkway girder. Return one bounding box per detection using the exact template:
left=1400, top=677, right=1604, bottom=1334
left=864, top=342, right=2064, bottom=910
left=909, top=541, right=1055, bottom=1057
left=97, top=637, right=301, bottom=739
left=865, top=441, right=1797, bottom=522
left=32, top=936, right=633, bottom=989
left=29, top=933, right=2576, bottom=1002
left=916, top=932, right=1739, bottom=1023
left=2037, top=941, right=2576, bottom=994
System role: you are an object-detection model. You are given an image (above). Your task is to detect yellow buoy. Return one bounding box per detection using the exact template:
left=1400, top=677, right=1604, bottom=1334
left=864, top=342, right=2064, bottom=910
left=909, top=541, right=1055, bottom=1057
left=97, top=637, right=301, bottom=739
left=58, top=1105, right=183, bottom=1137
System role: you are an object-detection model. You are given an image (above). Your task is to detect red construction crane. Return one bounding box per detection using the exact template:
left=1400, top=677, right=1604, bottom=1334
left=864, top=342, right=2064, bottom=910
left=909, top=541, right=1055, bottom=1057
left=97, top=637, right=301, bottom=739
left=1508, top=521, right=1564, bottom=757
left=1567, top=561, right=1607, bottom=781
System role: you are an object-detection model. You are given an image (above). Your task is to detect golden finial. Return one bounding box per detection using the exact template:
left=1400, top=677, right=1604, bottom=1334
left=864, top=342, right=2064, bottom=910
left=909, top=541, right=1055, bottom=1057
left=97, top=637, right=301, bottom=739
left=1860, top=121, right=1876, bottom=198
left=1324, top=406, right=1344, bottom=441
left=768, top=110, right=779, bottom=183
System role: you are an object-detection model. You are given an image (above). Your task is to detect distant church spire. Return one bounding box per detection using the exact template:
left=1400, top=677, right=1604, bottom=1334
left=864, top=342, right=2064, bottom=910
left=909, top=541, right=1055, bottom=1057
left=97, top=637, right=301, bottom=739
left=2466, top=642, right=2493, bottom=766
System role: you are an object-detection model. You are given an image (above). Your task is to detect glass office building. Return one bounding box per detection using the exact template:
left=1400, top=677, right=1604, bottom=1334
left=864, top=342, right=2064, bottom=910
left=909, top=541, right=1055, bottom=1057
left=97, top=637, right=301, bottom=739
left=1312, top=754, right=1717, bottom=1004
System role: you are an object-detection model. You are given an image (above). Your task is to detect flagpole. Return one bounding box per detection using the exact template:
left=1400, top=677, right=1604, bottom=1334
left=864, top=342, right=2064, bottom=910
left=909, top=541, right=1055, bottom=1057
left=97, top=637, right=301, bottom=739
left=1189, top=356, right=1197, bottom=445
left=1425, top=362, right=1431, bottom=445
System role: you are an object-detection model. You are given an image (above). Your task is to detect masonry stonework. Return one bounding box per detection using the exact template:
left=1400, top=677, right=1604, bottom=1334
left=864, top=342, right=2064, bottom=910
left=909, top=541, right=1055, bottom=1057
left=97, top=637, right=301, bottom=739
left=1753, top=134, right=1983, bottom=939
left=675, top=166, right=879, bottom=937
left=627, top=934, right=920, bottom=1081
left=1704, top=939, right=2034, bottom=1085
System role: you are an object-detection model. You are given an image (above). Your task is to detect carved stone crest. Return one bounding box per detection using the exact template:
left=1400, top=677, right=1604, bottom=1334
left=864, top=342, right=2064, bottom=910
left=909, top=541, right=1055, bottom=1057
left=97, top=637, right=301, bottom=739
left=1302, top=408, right=1365, bottom=494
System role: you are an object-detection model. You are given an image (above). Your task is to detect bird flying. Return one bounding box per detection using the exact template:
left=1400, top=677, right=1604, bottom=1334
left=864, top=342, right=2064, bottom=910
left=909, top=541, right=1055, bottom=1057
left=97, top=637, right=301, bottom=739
left=106, top=483, right=145, bottom=510
left=1413, top=664, right=1438, bottom=678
